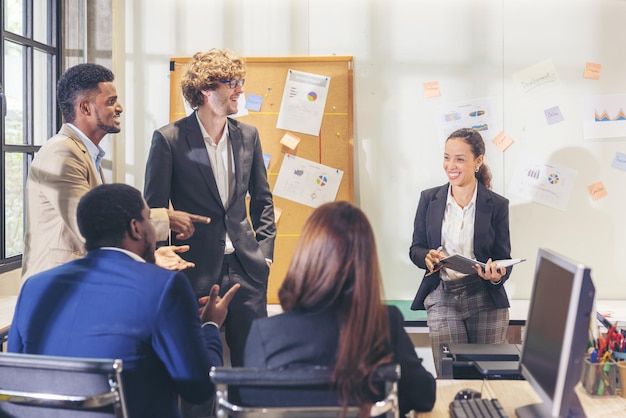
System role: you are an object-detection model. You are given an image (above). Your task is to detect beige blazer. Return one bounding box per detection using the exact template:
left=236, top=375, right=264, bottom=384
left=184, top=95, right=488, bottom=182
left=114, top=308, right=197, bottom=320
left=21, top=124, right=168, bottom=280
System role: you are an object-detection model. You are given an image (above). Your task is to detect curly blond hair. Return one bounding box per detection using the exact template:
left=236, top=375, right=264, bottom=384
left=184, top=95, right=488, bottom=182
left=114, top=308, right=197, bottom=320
left=181, top=48, right=246, bottom=109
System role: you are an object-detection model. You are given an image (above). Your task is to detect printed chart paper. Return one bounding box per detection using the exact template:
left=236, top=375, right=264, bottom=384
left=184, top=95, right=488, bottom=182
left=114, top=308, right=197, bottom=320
left=273, top=154, right=343, bottom=208
left=582, top=94, right=626, bottom=140
left=277, top=70, right=330, bottom=136
left=433, top=97, right=499, bottom=145
left=508, top=154, right=577, bottom=211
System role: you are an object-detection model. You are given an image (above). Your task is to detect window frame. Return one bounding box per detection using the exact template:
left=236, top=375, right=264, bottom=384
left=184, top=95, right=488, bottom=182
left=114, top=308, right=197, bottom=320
left=1, top=0, right=63, bottom=273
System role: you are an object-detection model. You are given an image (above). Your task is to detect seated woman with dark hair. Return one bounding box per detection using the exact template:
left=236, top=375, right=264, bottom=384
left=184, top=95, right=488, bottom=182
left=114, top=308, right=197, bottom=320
left=243, top=201, right=436, bottom=417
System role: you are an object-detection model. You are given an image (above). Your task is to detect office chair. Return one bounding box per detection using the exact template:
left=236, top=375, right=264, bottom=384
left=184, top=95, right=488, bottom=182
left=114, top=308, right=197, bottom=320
left=210, top=362, right=400, bottom=418
left=0, top=352, right=128, bottom=417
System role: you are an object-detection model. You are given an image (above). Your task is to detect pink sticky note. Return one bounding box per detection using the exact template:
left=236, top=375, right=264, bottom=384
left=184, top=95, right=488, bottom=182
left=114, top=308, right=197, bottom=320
left=491, top=131, right=514, bottom=152
left=423, top=81, right=441, bottom=98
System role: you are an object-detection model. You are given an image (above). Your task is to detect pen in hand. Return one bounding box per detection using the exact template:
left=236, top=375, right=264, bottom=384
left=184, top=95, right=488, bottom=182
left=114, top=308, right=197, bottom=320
left=433, top=246, right=444, bottom=268
left=425, top=246, right=444, bottom=276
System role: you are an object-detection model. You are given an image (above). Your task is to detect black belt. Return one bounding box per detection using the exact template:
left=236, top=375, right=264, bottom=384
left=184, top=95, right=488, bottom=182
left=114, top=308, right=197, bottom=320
left=440, top=274, right=481, bottom=291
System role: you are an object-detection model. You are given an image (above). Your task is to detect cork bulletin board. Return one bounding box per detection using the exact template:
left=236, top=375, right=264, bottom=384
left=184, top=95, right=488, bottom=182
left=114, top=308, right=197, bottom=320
left=169, top=56, right=354, bottom=303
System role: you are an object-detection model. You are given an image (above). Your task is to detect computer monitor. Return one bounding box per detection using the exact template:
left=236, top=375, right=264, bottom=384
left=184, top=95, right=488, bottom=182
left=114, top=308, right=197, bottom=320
left=515, top=248, right=595, bottom=418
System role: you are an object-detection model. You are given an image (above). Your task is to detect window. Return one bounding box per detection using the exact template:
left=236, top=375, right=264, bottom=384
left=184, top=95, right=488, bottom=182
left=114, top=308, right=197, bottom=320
left=1, top=0, right=61, bottom=272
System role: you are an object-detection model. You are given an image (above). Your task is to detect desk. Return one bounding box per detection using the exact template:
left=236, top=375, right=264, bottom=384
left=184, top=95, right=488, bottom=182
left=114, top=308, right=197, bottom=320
left=389, top=299, right=626, bottom=333
left=0, top=296, right=17, bottom=350
left=416, top=379, right=626, bottom=417
left=388, top=299, right=530, bottom=335
left=388, top=299, right=529, bottom=327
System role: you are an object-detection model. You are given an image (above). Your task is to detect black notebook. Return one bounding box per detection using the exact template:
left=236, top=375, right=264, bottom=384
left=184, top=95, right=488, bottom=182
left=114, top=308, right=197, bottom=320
left=437, top=254, right=525, bottom=275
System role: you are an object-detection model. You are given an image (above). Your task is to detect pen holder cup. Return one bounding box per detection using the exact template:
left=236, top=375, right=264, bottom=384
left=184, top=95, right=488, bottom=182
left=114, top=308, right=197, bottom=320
left=581, top=357, right=617, bottom=396
left=613, top=351, right=626, bottom=363
left=616, top=361, right=626, bottom=398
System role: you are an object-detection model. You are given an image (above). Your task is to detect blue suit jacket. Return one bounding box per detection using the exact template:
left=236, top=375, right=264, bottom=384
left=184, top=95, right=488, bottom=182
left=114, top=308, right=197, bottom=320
left=8, top=249, right=222, bottom=418
left=243, top=306, right=436, bottom=415
left=409, top=182, right=512, bottom=311
left=144, top=113, right=276, bottom=295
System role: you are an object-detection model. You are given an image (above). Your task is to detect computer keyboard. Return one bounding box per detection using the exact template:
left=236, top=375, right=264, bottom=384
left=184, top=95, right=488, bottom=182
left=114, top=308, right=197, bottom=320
left=449, top=398, right=509, bottom=418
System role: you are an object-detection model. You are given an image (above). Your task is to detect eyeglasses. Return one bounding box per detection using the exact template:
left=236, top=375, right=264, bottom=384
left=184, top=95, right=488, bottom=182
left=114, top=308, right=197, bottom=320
left=219, top=79, right=245, bottom=89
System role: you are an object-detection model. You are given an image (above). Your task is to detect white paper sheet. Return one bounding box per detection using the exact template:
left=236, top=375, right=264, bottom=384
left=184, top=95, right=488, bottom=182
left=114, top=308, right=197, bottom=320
left=273, top=154, right=343, bottom=208
left=276, top=70, right=330, bottom=136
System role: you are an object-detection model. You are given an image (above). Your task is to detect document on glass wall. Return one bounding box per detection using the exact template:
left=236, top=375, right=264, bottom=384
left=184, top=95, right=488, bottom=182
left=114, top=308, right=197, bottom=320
left=507, top=153, right=577, bottom=211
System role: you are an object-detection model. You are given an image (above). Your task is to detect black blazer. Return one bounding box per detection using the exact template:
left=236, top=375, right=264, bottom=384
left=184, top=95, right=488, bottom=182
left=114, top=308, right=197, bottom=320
left=243, top=306, right=437, bottom=415
left=144, top=113, right=276, bottom=294
left=409, top=182, right=512, bottom=311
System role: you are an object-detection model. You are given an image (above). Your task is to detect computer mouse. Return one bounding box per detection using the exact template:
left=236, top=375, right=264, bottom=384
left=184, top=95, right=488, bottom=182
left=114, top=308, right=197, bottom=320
left=454, top=388, right=481, bottom=400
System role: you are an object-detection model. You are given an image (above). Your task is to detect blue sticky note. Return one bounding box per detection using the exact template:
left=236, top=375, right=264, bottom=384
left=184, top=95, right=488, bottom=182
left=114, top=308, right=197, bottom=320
left=612, top=151, right=626, bottom=172
left=263, top=153, right=271, bottom=170
left=245, top=94, right=263, bottom=111
left=544, top=106, right=564, bottom=125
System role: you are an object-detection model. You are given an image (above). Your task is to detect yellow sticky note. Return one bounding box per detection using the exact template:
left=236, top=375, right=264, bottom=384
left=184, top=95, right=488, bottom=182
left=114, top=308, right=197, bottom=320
left=587, top=181, right=608, bottom=201
left=583, top=62, right=601, bottom=80
left=491, top=131, right=514, bottom=152
left=423, top=81, right=441, bottom=98
left=280, top=132, right=301, bottom=150
left=273, top=206, right=283, bottom=224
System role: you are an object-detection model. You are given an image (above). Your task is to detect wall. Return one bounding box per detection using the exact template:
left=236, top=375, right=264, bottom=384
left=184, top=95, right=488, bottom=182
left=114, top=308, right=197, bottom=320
left=0, top=270, right=20, bottom=297
left=109, top=0, right=626, bottom=301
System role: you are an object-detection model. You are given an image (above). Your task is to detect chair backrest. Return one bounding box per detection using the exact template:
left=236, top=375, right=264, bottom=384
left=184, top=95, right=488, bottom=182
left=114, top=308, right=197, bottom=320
left=0, top=352, right=128, bottom=418
left=210, top=363, right=400, bottom=418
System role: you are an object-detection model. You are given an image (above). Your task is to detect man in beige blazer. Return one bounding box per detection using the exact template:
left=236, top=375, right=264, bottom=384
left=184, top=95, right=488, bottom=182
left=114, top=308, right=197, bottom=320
left=22, top=63, right=208, bottom=280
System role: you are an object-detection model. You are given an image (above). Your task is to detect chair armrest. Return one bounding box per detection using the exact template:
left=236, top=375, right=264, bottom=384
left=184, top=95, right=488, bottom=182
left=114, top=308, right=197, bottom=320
left=0, top=388, right=120, bottom=409
left=210, top=363, right=400, bottom=387
left=210, top=366, right=334, bottom=386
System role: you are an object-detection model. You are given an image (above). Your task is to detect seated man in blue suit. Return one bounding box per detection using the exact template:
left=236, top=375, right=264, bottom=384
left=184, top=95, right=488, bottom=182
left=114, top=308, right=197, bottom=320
left=8, top=183, right=239, bottom=418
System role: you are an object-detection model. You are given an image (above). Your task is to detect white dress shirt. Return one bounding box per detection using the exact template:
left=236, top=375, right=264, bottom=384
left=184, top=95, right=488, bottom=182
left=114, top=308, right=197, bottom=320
left=440, top=183, right=478, bottom=281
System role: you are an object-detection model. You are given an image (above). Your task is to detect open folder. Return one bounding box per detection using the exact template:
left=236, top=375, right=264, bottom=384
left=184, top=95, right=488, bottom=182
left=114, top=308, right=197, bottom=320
left=433, top=254, right=525, bottom=276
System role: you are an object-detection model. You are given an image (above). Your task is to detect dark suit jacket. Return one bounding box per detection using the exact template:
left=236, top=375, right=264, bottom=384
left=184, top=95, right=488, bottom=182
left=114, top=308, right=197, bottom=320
left=409, top=182, right=512, bottom=311
left=8, top=249, right=222, bottom=418
left=243, top=306, right=436, bottom=415
left=144, top=112, right=276, bottom=294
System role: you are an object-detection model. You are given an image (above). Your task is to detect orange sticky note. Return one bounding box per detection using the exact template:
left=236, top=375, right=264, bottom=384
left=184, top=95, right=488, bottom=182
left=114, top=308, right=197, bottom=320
left=491, top=131, right=514, bottom=152
left=583, top=62, right=601, bottom=80
left=280, top=132, right=301, bottom=150
left=423, top=81, right=441, bottom=98
left=587, top=181, right=608, bottom=201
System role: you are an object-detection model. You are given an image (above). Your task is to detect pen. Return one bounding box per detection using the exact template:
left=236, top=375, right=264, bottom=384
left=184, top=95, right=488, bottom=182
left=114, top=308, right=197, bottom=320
left=424, top=246, right=444, bottom=277
left=433, top=246, right=444, bottom=266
